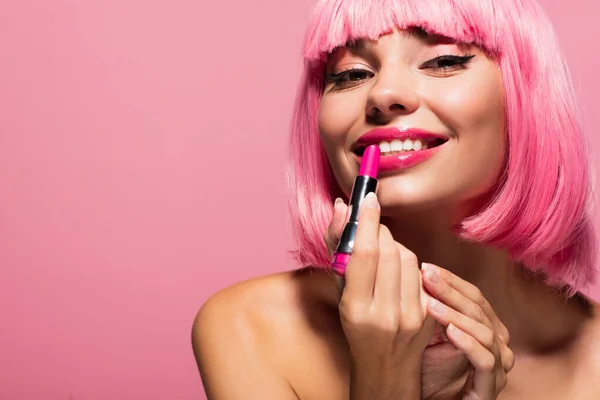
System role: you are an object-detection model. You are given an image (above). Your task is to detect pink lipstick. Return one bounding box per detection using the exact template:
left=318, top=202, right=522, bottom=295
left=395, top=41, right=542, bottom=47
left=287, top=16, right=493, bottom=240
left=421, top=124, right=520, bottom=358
left=359, top=146, right=444, bottom=172
left=353, top=127, right=448, bottom=173
left=331, top=145, right=380, bottom=277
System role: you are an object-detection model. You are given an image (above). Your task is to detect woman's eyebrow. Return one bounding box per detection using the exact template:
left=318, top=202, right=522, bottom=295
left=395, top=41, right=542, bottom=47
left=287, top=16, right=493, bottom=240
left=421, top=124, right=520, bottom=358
left=410, top=27, right=457, bottom=45
left=423, top=33, right=457, bottom=45
left=345, top=39, right=369, bottom=52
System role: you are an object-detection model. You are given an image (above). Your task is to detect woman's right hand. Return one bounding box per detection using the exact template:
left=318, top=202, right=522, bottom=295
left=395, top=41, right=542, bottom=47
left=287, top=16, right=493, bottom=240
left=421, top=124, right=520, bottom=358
left=324, top=193, right=438, bottom=399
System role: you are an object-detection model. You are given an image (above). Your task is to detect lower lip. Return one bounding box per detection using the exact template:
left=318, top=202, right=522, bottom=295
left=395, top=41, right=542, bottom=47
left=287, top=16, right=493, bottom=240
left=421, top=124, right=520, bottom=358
left=354, top=143, right=446, bottom=173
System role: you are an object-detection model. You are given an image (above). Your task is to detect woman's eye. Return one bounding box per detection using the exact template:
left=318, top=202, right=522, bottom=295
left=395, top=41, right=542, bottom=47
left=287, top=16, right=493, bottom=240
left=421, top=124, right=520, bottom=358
left=420, top=54, right=475, bottom=70
left=324, top=54, right=475, bottom=88
left=325, top=68, right=374, bottom=88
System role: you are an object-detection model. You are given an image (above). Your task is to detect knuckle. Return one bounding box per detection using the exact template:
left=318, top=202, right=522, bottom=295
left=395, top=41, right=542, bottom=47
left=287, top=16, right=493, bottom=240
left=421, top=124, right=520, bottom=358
left=471, top=286, right=485, bottom=305
left=472, top=305, right=486, bottom=323
left=399, top=314, right=422, bottom=335
left=500, top=326, right=511, bottom=345
left=339, top=299, right=367, bottom=325
left=399, top=249, right=418, bottom=266
left=379, top=224, right=392, bottom=237
left=504, top=348, right=516, bottom=372
left=475, top=352, right=496, bottom=372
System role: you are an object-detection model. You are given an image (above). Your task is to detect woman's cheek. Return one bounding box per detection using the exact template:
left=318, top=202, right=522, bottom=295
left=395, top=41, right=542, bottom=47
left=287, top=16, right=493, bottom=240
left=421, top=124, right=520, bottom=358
left=423, top=65, right=504, bottom=134
left=318, top=93, right=364, bottom=144
left=318, top=96, right=359, bottom=188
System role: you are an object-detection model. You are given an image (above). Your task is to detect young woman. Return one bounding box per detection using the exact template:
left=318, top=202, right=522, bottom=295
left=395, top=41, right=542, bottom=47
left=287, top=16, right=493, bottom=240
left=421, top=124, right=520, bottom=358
left=193, top=0, right=600, bottom=398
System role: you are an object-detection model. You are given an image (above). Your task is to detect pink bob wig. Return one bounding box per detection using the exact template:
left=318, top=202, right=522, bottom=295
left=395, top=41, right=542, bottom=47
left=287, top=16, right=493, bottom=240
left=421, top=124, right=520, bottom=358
left=285, top=0, right=597, bottom=295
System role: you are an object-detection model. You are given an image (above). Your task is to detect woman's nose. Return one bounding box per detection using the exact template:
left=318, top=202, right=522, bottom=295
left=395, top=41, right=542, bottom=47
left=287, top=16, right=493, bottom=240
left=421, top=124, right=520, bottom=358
left=365, top=68, right=419, bottom=121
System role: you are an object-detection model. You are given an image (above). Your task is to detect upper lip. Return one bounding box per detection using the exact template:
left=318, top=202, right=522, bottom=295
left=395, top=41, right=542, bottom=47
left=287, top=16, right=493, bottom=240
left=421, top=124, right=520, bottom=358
left=352, top=127, right=449, bottom=154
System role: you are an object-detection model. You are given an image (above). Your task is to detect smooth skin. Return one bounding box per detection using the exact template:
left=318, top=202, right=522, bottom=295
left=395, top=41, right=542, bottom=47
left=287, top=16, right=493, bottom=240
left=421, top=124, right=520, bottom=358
left=193, top=28, right=600, bottom=399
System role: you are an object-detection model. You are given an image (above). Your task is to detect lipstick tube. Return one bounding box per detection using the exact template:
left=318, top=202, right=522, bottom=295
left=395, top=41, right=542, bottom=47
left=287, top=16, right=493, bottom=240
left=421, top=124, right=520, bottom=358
left=331, top=145, right=380, bottom=276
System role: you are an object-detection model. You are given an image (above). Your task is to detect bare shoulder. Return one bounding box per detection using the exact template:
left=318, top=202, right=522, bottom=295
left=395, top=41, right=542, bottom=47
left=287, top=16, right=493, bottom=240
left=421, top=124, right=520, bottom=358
left=193, top=267, right=337, bottom=339
left=192, top=267, right=341, bottom=399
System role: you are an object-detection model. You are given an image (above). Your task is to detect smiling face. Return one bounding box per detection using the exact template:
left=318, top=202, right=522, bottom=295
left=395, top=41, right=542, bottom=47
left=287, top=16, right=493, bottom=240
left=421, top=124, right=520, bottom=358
left=318, top=27, right=506, bottom=220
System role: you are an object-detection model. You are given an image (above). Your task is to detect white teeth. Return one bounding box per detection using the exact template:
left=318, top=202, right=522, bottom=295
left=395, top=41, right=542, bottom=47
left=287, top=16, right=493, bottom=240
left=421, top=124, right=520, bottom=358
left=374, top=139, right=429, bottom=154
left=379, top=141, right=391, bottom=153
left=390, top=139, right=403, bottom=152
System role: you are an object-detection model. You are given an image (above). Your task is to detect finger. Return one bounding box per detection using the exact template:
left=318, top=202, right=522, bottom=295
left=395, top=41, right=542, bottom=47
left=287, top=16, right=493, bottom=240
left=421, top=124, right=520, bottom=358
left=425, top=263, right=510, bottom=345
left=324, top=198, right=349, bottom=257
left=343, top=192, right=380, bottom=304
left=427, top=288, right=512, bottom=395
left=461, top=369, right=475, bottom=396
left=499, top=339, right=515, bottom=373
left=445, top=323, right=496, bottom=398
left=395, top=242, right=422, bottom=316
left=427, top=298, right=500, bottom=360
left=372, top=225, right=401, bottom=307
left=428, top=298, right=504, bottom=396
left=422, top=264, right=494, bottom=330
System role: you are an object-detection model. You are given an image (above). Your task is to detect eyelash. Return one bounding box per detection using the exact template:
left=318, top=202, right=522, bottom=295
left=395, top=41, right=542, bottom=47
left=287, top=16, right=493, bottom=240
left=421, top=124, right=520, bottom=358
left=324, top=54, right=476, bottom=88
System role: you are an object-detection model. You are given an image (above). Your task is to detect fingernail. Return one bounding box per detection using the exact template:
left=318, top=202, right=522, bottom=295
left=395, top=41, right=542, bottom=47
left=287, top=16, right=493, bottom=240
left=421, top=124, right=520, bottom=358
left=448, top=323, right=463, bottom=337
left=364, top=192, right=379, bottom=209
left=429, top=298, right=445, bottom=313
left=334, top=199, right=345, bottom=214
left=425, top=267, right=439, bottom=284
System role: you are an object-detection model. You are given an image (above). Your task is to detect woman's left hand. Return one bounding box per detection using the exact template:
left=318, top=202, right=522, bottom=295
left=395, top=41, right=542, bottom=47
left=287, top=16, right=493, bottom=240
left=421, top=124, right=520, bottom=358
left=421, top=263, right=515, bottom=399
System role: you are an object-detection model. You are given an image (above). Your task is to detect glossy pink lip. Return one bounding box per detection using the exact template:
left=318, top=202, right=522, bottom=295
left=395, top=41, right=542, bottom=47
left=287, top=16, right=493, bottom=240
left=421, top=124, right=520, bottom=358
left=352, top=127, right=450, bottom=173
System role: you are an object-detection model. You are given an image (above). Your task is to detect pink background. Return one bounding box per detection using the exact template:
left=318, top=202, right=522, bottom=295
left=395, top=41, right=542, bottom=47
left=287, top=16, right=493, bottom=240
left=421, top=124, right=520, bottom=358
left=0, top=0, right=598, bottom=399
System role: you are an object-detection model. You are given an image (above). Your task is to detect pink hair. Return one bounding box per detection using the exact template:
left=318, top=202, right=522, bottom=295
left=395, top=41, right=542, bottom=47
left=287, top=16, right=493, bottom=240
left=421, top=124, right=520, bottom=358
left=285, top=0, right=598, bottom=295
